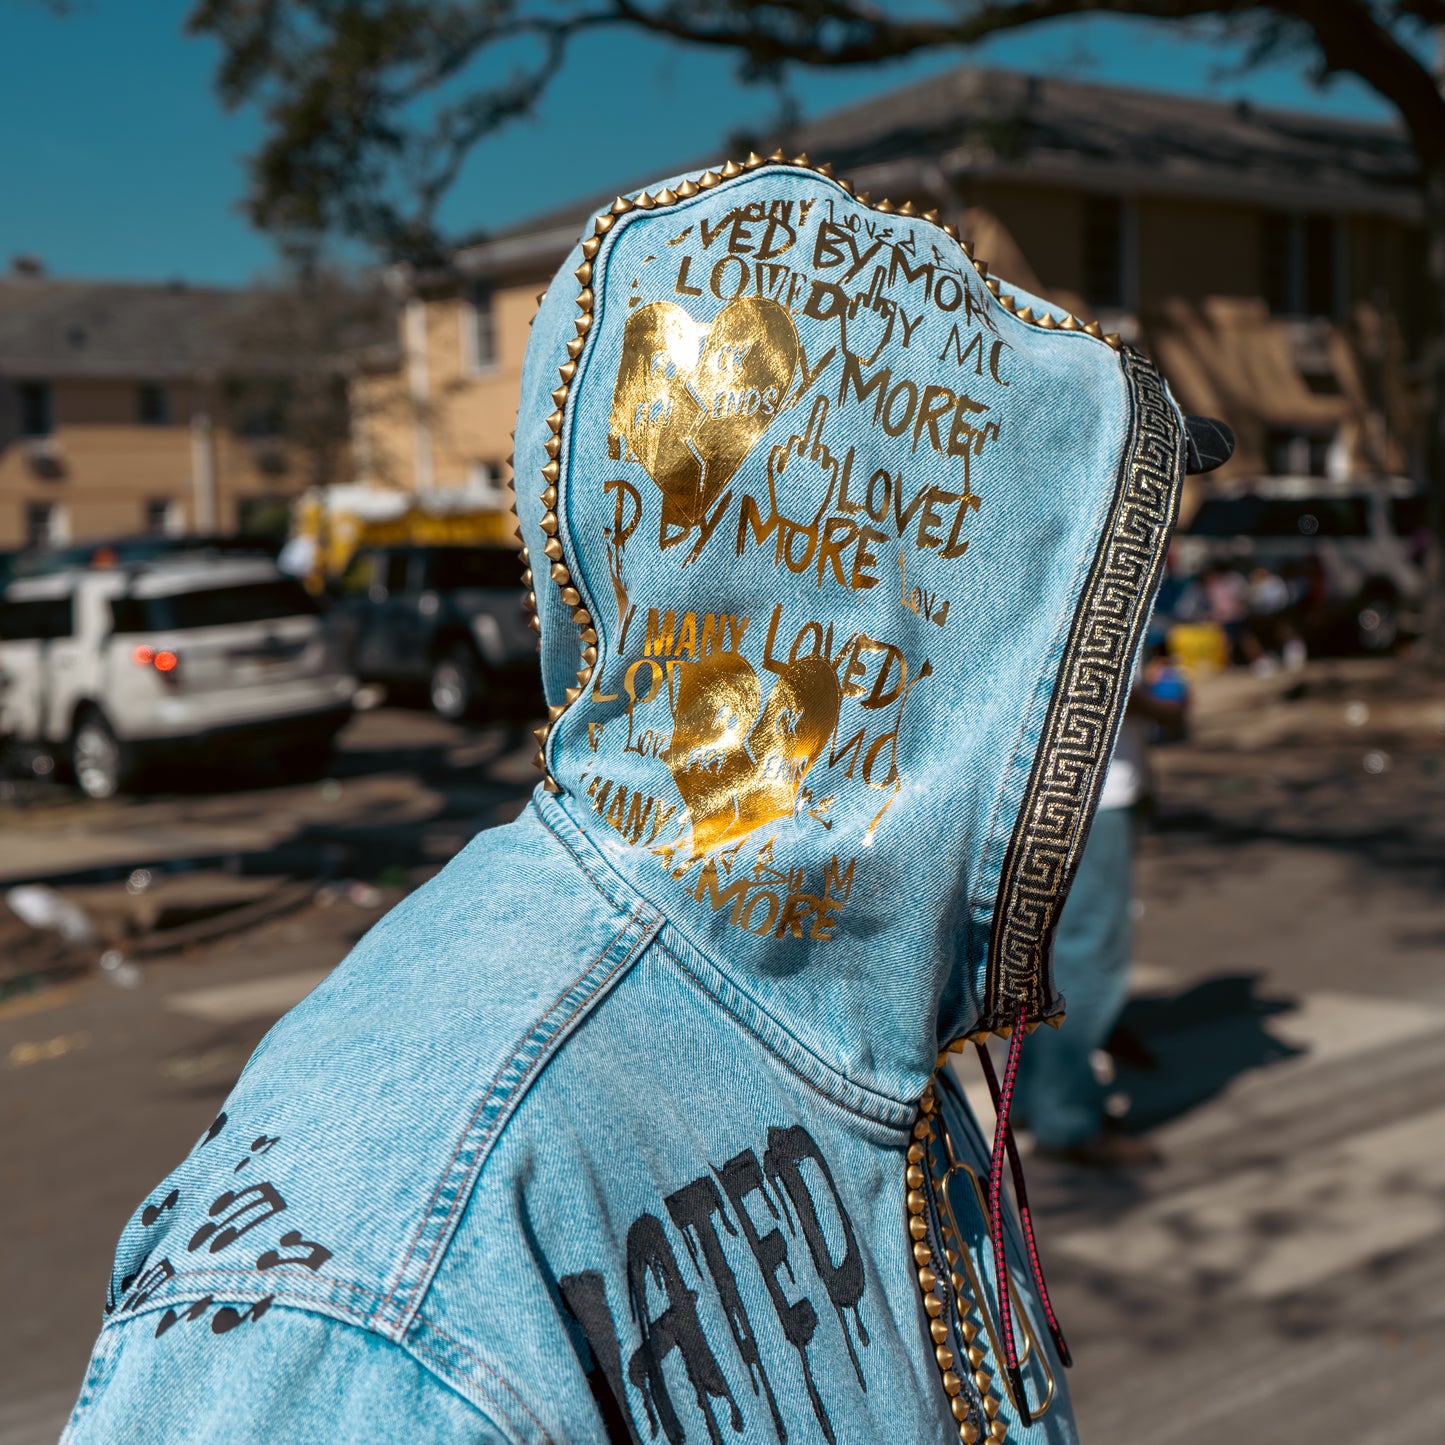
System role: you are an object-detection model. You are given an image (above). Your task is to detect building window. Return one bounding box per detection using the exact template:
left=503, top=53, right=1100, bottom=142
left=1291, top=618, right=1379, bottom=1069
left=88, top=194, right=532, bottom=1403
left=137, top=382, right=170, bottom=426
left=1264, top=428, right=1330, bottom=477
left=25, top=500, right=67, bottom=547
left=463, top=287, right=498, bottom=374
left=1082, top=196, right=1125, bottom=310
left=1262, top=212, right=1342, bottom=316
left=18, top=381, right=52, bottom=437
left=144, top=498, right=180, bottom=536
left=467, top=460, right=506, bottom=507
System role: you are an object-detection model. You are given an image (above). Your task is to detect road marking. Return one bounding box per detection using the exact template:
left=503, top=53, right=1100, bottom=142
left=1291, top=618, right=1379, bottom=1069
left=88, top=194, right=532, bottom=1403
left=0, top=983, right=77, bottom=1023
left=1055, top=1102, right=1445, bottom=1299
left=166, top=968, right=331, bottom=1024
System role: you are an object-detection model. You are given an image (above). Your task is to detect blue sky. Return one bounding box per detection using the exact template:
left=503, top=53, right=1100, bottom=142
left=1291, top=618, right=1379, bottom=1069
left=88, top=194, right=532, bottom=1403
left=0, top=1, right=1398, bottom=286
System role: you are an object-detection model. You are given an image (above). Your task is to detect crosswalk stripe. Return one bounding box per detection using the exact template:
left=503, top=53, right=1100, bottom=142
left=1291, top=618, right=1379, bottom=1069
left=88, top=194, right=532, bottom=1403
left=166, top=967, right=331, bottom=1025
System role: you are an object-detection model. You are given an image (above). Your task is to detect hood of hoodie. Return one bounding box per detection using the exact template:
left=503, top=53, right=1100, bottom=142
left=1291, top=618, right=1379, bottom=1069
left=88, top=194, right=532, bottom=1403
left=513, top=156, right=1185, bottom=1105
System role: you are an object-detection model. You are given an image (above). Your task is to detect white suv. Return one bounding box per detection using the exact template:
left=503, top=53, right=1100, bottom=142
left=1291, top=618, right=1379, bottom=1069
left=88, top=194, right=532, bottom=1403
left=0, top=556, right=355, bottom=799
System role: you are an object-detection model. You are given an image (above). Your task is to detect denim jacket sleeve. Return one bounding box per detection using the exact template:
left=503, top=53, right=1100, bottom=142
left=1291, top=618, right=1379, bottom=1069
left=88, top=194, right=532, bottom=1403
left=62, top=1302, right=513, bottom=1444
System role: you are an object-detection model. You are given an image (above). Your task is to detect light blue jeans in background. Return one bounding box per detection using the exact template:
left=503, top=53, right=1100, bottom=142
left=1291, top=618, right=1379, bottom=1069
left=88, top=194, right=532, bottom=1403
left=1015, top=806, right=1135, bottom=1148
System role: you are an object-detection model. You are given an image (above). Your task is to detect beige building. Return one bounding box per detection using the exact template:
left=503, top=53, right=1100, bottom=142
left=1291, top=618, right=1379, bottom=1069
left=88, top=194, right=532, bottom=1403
left=0, top=268, right=315, bottom=553
left=354, top=68, right=1428, bottom=519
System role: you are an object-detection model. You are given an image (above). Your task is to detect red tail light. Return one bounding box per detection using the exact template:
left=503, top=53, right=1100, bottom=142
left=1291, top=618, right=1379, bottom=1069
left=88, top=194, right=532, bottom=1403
left=131, top=644, right=179, bottom=677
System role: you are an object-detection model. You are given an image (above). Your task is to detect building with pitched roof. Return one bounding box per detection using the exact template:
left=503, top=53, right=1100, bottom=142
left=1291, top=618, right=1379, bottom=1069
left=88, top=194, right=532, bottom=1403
left=353, top=65, right=1427, bottom=519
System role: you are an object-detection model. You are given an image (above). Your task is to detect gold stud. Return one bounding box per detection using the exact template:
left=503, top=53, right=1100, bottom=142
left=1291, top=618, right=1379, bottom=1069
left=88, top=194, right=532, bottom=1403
left=959, top=1320, right=979, bottom=1345
left=566, top=336, right=585, bottom=360
left=563, top=686, right=581, bottom=704
left=955, top=1405, right=976, bottom=1432
left=1105, top=332, right=1123, bottom=349
left=856, top=189, right=871, bottom=204
left=576, top=288, right=593, bottom=311
left=960, top=1422, right=981, bottom=1443
left=924, top=1293, right=944, bottom=1318
left=520, top=569, right=532, bottom=587
left=541, top=459, right=561, bottom=483
left=548, top=703, right=566, bottom=722
left=988, top=1422, right=1006, bottom=1442
left=913, top=1120, right=933, bottom=1140
left=945, top=1248, right=958, bottom=1266
left=1037, top=312, right=1057, bottom=330
left=907, top=1142, right=924, bottom=1163
left=973, top=1370, right=991, bottom=1392
left=531, top=750, right=545, bottom=771
left=967, top=1028, right=992, bottom=1045
left=986, top=277, right=1001, bottom=295
left=574, top=315, right=591, bottom=337
left=930, top=1319, right=949, bottom=1345
left=967, top=1344, right=985, bottom=1368
left=582, top=645, right=597, bottom=666
left=1016, top=306, right=1035, bottom=324
left=580, top=626, right=597, bottom=644
left=951, top=1271, right=965, bottom=1293
left=576, top=667, right=591, bottom=686
left=923, top=208, right=939, bottom=223
left=744, top=151, right=764, bottom=168
left=534, top=289, right=547, bottom=307
left=792, top=152, right=810, bottom=166
left=546, top=410, right=564, bottom=434
left=907, top=1164, right=924, bottom=1188
left=581, top=237, right=601, bottom=260
left=906, top=1190, right=926, bottom=1215
left=610, top=196, right=632, bottom=215
left=542, top=538, right=563, bottom=561
left=527, top=615, right=541, bottom=634
left=768, top=148, right=786, bottom=163
left=655, top=187, right=677, bottom=205
left=935, top=1345, right=954, bottom=1371
left=542, top=776, right=562, bottom=794
left=1047, top=1013, right=1066, bottom=1028
left=942, top=1370, right=962, bottom=1397
left=982, top=1396, right=1000, bottom=1419
left=573, top=261, right=592, bottom=286
left=593, top=215, right=614, bottom=239
left=918, top=1267, right=937, bottom=1291
left=632, top=191, right=653, bottom=209
left=571, top=607, right=591, bottom=625
left=837, top=177, right=854, bottom=195
left=539, top=513, right=559, bottom=537
left=1060, top=314, right=1081, bottom=331
left=532, top=725, right=548, bottom=745
left=898, top=200, right=916, bottom=216
left=676, top=178, right=698, bottom=198
left=523, top=591, right=536, bottom=611
left=817, top=160, right=834, bottom=177
left=999, top=295, right=1016, bottom=313
left=705, top=166, right=728, bottom=183
left=518, top=543, right=528, bottom=560
left=549, top=562, right=569, bottom=583
left=1083, top=320, right=1104, bottom=338
left=913, top=1241, right=932, bottom=1265
left=919, top=1094, right=936, bottom=1114
left=560, top=586, right=581, bottom=607
left=558, top=361, right=576, bottom=383
left=876, top=198, right=894, bottom=213
left=909, top=1216, right=928, bottom=1241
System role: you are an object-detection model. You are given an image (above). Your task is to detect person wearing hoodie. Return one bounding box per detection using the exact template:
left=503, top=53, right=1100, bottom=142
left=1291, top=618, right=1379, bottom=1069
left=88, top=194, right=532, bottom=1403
left=63, top=155, right=1226, bottom=1444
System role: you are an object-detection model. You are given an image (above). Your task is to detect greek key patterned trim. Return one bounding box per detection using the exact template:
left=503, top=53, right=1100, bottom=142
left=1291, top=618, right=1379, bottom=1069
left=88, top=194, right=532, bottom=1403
left=983, top=349, right=1184, bottom=1025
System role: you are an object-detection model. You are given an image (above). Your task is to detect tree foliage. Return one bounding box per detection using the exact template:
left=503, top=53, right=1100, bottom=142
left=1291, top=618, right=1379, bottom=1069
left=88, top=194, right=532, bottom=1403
left=186, top=1, right=1444, bottom=260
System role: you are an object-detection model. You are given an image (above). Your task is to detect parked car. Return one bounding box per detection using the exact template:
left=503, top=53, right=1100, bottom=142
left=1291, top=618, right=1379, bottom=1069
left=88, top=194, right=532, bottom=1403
left=1172, top=485, right=1426, bottom=653
left=9, top=532, right=283, bottom=581
left=0, top=556, right=355, bottom=799
left=332, top=544, right=536, bottom=719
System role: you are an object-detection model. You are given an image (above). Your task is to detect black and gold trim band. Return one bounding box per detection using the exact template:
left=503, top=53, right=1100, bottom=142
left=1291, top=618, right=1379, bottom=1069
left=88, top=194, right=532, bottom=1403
left=983, top=349, right=1185, bottom=1028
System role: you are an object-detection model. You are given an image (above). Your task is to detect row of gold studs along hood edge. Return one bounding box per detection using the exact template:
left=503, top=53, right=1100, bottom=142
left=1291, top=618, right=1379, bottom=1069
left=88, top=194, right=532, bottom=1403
left=908, top=1085, right=1012, bottom=1443
left=518, top=150, right=1121, bottom=814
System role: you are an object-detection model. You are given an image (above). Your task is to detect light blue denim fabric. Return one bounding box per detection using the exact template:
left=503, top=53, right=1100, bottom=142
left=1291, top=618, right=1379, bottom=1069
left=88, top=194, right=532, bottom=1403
left=65, top=161, right=1183, bottom=1443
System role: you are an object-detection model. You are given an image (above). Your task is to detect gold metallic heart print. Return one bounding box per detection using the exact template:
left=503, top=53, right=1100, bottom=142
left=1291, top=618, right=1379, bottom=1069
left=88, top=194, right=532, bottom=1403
left=664, top=652, right=841, bottom=856
left=610, top=298, right=801, bottom=550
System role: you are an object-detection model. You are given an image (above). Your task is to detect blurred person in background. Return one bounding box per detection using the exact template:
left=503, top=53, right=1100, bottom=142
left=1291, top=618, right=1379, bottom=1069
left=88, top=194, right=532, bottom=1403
left=1015, top=651, right=1187, bottom=1168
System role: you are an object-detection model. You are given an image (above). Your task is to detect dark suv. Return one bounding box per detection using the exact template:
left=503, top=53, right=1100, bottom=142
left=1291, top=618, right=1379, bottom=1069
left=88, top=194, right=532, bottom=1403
left=333, top=545, right=537, bottom=718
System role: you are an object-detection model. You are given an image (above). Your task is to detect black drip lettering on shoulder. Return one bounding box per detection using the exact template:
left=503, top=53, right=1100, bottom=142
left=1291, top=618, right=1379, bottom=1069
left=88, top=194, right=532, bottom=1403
left=763, top=1126, right=870, bottom=1389
left=626, top=1213, right=742, bottom=1445
left=666, top=1174, right=787, bottom=1444
left=558, top=1271, right=643, bottom=1445
left=200, top=1112, right=227, bottom=1147
left=718, top=1149, right=835, bottom=1445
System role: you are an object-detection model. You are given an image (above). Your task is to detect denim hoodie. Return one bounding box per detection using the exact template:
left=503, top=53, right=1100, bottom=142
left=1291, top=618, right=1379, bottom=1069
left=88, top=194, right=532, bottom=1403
left=66, top=157, right=1187, bottom=1444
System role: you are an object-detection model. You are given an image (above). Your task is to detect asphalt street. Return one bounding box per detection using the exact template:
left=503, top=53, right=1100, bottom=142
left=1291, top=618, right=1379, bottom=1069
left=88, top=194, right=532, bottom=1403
left=2, top=666, right=1443, bottom=1444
